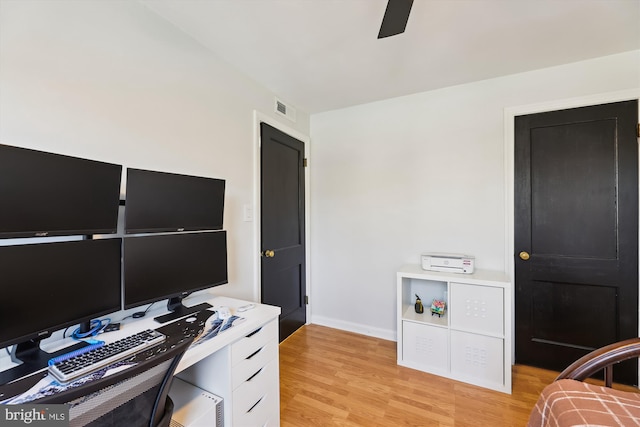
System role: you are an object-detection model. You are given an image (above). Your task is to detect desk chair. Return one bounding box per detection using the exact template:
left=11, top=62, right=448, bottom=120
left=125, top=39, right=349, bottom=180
left=37, top=338, right=193, bottom=427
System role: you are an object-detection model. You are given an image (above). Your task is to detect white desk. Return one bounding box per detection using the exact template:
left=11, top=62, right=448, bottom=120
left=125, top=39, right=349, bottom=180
left=133, top=295, right=281, bottom=427
left=1, top=294, right=281, bottom=427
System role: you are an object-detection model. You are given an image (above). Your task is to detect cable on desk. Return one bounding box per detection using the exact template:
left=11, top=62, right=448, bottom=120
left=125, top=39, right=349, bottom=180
left=71, top=318, right=111, bottom=340
left=131, top=302, right=155, bottom=319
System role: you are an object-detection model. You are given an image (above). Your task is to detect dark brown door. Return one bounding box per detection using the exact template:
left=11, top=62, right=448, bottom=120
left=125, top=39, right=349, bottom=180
left=515, top=100, right=638, bottom=384
left=260, top=122, right=306, bottom=342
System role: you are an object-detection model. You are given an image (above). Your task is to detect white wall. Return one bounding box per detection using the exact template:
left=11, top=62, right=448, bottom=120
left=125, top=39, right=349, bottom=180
left=2, top=1, right=639, bottom=348
left=0, top=0, right=310, bottom=304
left=310, top=50, right=640, bottom=340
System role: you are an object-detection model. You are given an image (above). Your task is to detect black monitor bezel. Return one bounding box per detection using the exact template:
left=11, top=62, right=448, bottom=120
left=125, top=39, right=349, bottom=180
left=122, top=231, right=228, bottom=310
left=0, top=238, right=123, bottom=351
left=0, top=144, right=122, bottom=239
left=124, top=168, right=225, bottom=234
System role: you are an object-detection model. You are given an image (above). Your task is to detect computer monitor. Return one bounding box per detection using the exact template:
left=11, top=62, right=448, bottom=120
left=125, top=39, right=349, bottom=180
left=0, top=144, right=122, bottom=239
left=0, top=238, right=122, bottom=384
left=124, top=168, right=225, bottom=234
left=123, top=231, right=228, bottom=323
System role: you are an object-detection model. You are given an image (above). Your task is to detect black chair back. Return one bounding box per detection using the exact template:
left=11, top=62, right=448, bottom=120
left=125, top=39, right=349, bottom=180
left=37, top=338, right=192, bottom=427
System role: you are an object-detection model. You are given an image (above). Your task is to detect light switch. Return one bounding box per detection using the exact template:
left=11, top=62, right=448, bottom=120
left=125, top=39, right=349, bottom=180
left=243, top=204, right=253, bottom=222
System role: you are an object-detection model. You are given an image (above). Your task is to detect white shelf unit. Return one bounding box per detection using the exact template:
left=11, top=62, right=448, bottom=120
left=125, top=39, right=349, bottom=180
left=397, top=264, right=512, bottom=393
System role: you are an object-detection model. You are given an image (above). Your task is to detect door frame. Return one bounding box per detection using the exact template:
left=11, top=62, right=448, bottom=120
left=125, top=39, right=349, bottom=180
left=252, top=111, right=311, bottom=324
left=504, top=89, right=640, bottom=364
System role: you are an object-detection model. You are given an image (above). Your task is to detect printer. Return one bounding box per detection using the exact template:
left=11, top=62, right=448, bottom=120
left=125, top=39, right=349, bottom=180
left=421, top=252, right=475, bottom=274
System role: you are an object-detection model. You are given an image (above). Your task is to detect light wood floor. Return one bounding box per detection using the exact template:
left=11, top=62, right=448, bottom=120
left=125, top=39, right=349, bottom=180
left=279, top=324, right=558, bottom=427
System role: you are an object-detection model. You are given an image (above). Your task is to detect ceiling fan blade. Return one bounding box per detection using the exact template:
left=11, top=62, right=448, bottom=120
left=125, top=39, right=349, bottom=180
left=378, top=0, right=414, bottom=39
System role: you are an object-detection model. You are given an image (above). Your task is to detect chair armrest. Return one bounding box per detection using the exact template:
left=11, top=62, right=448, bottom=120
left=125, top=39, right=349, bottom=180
left=556, top=337, right=640, bottom=387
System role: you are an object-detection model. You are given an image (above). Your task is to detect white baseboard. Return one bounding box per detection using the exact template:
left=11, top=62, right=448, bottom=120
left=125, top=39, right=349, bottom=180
left=310, top=315, right=396, bottom=342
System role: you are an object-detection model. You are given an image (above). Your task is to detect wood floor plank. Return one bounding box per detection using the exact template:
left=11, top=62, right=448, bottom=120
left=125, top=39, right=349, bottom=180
left=280, top=324, right=560, bottom=426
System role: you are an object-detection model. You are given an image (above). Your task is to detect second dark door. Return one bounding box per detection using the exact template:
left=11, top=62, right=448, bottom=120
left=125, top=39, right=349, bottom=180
left=515, top=100, right=638, bottom=384
left=260, top=122, right=306, bottom=342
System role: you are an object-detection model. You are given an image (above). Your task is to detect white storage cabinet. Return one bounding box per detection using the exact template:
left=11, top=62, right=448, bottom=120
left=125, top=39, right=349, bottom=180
left=397, top=264, right=511, bottom=393
left=177, top=319, right=280, bottom=426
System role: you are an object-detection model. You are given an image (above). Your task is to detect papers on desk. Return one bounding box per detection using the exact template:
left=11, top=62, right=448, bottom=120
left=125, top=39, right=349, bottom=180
left=191, top=315, right=245, bottom=347
left=1, top=359, right=136, bottom=405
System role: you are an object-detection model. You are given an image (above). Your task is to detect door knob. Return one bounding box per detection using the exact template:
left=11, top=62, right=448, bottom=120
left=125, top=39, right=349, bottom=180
left=519, top=251, right=530, bottom=261
left=262, top=250, right=275, bottom=258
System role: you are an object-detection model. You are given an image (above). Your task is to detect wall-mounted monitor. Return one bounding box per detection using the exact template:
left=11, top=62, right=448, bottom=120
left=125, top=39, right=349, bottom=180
left=0, top=144, right=122, bottom=239
left=124, top=168, right=225, bottom=234
left=123, top=231, right=228, bottom=323
left=0, top=238, right=122, bottom=384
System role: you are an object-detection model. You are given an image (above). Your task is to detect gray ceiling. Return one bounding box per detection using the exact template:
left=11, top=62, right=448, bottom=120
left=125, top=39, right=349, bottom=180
left=141, top=0, right=640, bottom=114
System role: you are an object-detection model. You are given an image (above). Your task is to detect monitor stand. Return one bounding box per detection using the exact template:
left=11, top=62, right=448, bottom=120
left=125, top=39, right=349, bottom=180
left=154, top=298, right=212, bottom=324
left=0, top=339, right=89, bottom=385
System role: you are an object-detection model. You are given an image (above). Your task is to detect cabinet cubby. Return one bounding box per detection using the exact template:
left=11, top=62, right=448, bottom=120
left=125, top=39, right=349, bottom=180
left=396, top=264, right=512, bottom=393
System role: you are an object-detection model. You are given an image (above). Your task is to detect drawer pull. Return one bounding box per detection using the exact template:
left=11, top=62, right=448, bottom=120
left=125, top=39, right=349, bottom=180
left=246, top=346, right=264, bottom=360
left=247, top=395, right=265, bottom=413
left=246, top=327, right=262, bottom=338
left=247, top=367, right=263, bottom=382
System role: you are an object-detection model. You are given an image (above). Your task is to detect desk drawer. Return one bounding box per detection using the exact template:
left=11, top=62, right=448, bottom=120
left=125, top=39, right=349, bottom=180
left=232, top=358, right=278, bottom=425
left=231, top=319, right=277, bottom=366
left=232, top=339, right=277, bottom=390
left=233, top=385, right=277, bottom=427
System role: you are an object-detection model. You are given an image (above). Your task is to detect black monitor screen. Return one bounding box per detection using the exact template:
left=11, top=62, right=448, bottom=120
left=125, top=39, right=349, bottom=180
left=0, top=144, right=122, bottom=239
left=0, top=238, right=122, bottom=350
left=123, top=231, right=228, bottom=309
left=124, top=168, right=225, bottom=234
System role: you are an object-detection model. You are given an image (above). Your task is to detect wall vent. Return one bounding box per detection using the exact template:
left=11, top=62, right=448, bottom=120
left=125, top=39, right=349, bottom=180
left=275, top=98, right=296, bottom=122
